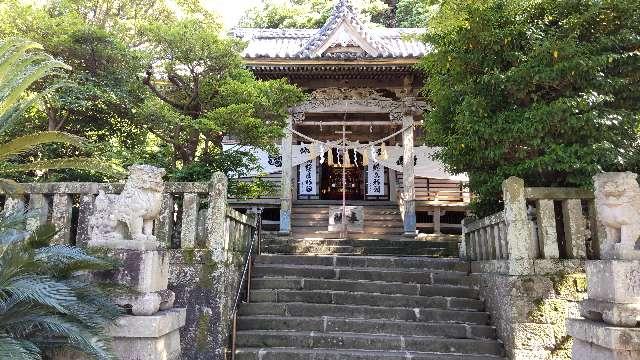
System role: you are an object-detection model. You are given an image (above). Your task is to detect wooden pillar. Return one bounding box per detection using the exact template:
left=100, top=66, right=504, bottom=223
left=279, top=115, right=294, bottom=235
left=401, top=110, right=416, bottom=237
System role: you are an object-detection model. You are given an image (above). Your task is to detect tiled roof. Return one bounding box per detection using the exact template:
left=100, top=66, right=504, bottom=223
left=231, top=0, right=429, bottom=60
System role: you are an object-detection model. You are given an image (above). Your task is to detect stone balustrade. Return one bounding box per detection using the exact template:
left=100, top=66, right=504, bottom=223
left=1, top=179, right=256, bottom=254
left=463, top=176, right=597, bottom=261
left=462, top=176, right=591, bottom=360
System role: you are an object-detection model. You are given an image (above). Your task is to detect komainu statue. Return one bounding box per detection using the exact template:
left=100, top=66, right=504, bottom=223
left=593, top=171, right=640, bottom=259
left=89, top=165, right=166, bottom=248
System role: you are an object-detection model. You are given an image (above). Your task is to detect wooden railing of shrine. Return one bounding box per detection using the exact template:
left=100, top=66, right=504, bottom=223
left=395, top=174, right=470, bottom=235
left=462, top=177, right=597, bottom=261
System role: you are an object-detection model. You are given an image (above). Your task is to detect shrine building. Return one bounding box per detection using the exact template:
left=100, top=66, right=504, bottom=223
left=230, top=0, right=470, bottom=244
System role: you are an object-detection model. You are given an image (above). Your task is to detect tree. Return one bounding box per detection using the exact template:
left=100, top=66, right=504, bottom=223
left=239, top=0, right=389, bottom=29
left=140, top=17, right=305, bottom=180
left=419, top=0, right=640, bottom=216
left=0, top=1, right=144, bottom=182
left=0, top=39, right=123, bottom=178
left=0, top=215, right=122, bottom=360
left=395, top=0, right=433, bottom=27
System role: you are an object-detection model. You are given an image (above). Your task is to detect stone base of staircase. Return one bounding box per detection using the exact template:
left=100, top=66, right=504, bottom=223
left=235, top=255, right=506, bottom=359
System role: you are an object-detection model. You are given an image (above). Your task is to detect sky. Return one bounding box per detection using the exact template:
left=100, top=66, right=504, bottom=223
left=202, top=0, right=267, bottom=28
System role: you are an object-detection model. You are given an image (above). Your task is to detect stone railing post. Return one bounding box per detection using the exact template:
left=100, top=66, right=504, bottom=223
left=502, top=177, right=533, bottom=259
left=206, top=172, right=228, bottom=262
left=568, top=172, right=640, bottom=359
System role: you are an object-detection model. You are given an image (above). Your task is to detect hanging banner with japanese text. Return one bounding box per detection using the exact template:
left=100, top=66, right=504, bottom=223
left=298, top=159, right=317, bottom=195
left=367, top=163, right=385, bottom=195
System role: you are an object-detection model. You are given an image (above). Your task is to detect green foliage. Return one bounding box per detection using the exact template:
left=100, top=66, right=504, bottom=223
left=0, top=38, right=124, bottom=180
left=0, top=1, right=299, bottom=192
left=0, top=213, right=122, bottom=359
left=419, top=0, right=640, bottom=216
left=140, top=17, right=305, bottom=179
left=396, top=0, right=434, bottom=27
left=239, top=0, right=389, bottom=29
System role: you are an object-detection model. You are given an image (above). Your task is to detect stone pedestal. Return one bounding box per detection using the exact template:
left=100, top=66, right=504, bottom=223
left=109, top=308, right=186, bottom=360
left=90, top=246, right=186, bottom=359
left=568, top=172, right=640, bottom=359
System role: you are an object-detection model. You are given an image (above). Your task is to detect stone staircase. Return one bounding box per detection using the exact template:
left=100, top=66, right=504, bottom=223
left=235, top=254, right=505, bottom=360
left=264, top=203, right=460, bottom=256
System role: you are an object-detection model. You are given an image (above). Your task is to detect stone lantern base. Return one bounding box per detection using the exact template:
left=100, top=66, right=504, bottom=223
left=109, top=308, right=186, bottom=360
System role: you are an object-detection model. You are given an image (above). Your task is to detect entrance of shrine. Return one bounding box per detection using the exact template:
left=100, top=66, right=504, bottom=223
left=320, top=149, right=364, bottom=200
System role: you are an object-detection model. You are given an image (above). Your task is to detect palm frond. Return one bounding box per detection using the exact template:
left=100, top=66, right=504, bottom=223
left=24, top=224, right=55, bottom=250
left=2, top=314, right=113, bottom=360
left=0, top=131, right=85, bottom=160
left=4, top=275, right=75, bottom=313
left=0, top=158, right=126, bottom=177
left=0, top=80, right=71, bottom=133
left=0, top=337, right=40, bottom=360
left=0, top=39, right=44, bottom=82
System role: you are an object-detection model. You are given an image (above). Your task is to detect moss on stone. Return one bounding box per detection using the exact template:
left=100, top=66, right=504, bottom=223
left=195, top=311, right=211, bottom=351
left=198, top=260, right=220, bottom=289
left=550, top=273, right=587, bottom=300
left=182, top=249, right=195, bottom=265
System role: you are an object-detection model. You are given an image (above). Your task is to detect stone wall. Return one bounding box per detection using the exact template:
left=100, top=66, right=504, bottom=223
left=168, top=249, right=245, bottom=360
left=472, top=260, right=586, bottom=359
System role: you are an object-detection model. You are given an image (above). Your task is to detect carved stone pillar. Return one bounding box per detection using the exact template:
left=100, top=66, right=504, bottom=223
left=401, top=108, right=416, bottom=237
left=567, top=172, right=640, bottom=360
left=280, top=114, right=294, bottom=235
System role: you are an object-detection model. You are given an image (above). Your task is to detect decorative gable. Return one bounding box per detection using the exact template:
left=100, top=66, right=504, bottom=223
left=296, top=0, right=391, bottom=59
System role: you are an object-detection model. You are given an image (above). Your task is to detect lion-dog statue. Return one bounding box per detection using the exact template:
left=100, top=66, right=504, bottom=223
left=594, top=171, right=640, bottom=258
left=89, top=165, right=166, bottom=245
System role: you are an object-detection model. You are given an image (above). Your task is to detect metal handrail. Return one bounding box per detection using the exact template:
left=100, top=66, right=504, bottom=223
left=228, top=208, right=262, bottom=360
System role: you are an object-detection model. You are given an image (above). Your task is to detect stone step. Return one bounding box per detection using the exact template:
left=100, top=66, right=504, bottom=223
left=291, top=221, right=404, bottom=228
left=238, top=303, right=490, bottom=325
left=249, top=289, right=484, bottom=311
left=291, top=213, right=402, bottom=220
left=290, top=233, right=405, bottom=239
left=252, top=264, right=472, bottom=286
left=262, top=244, right=450, bottom=256
left=237, top=316, right=497, bottom=339
left=292, top=206, right=399, bottom=213
left=235, top=348, right=506, bottom=360
left=254, top=255, right=470, bottom=272
left=235, top=330, right=504, bottom=356
left=251, top=277, right=478, bottom=299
